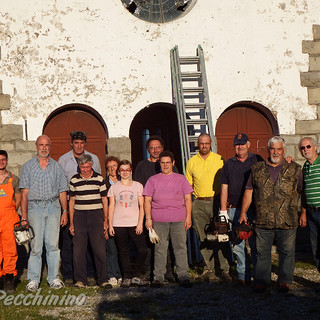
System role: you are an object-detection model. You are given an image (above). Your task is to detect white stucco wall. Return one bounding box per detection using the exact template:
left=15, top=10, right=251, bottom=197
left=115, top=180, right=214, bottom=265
left=0, top=0, right=319, bottom=140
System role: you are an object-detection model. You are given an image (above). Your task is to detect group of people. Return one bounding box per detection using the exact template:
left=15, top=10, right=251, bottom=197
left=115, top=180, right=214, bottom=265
left=0, top=130, right=320, bottom=294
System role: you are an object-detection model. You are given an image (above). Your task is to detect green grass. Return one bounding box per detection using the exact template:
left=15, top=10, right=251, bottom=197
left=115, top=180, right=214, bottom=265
left=0, top=279, right=99, bottom=320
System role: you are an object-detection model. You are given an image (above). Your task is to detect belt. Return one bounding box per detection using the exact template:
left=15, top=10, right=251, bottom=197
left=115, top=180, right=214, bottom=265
left=196, top=197, right=214, bottom=201
left=308, top=206, right=320, bottom=212
left=229, top=205, right=239, bottom=208
left=29, top=197, right=59, bottom=204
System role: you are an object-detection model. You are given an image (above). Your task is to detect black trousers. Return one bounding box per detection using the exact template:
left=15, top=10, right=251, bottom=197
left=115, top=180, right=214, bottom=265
left=73, top=209, right=108, bottom=285
left=114, top=227, right=147, bottom=279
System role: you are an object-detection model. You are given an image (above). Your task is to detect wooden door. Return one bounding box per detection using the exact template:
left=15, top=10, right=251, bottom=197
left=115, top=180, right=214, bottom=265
left=43, top=108, right=107, bottom=177
left=215, top=106, right=275, bottom=160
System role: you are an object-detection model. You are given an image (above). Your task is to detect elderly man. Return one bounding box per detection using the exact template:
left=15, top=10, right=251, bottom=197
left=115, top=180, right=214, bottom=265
left=220, top=133, right=263, bottom=285
left=186, top=133, right=230, bottom=280
left=299, top=137, right=320, bottom=272
left=69, top=154, right=110, bottom=288
left=58, top=131, right=101, bottom=286
left=240, top=136, right=302, bottom=293
left=0, top=150, right=21, bottom=293
left=19, top=135, right=68, bottom=292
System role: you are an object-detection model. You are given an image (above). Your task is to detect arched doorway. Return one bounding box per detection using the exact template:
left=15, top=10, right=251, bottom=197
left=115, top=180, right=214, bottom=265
left=215, top=101, right=279, bottom=160
left=129, top=103, right=182, bottom=173
left=43, top=103, right=108, bottom=177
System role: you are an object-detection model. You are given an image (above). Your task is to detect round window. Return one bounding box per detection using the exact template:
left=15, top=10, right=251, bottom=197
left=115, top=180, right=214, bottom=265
left=121, top=0, right=195, bottom=23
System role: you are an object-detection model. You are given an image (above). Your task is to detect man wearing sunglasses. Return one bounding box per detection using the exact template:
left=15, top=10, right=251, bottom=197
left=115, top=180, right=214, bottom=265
left=299, top=137, right=320, bottom=273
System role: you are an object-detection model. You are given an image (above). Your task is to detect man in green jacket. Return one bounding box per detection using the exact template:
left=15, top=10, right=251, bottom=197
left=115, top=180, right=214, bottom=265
left=240, top=136, right=302, bottom=293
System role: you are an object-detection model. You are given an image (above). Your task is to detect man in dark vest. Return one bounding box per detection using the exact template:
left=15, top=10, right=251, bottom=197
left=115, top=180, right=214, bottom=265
left=240, top=136, right=302, bottom=293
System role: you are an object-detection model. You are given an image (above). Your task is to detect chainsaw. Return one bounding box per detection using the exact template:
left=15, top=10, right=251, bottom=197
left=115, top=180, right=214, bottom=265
left=14, top=220, right=35, bottom=253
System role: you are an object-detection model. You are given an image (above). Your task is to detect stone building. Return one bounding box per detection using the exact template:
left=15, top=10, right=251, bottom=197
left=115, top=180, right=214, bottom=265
left=1, top=0, right=320, bottom=176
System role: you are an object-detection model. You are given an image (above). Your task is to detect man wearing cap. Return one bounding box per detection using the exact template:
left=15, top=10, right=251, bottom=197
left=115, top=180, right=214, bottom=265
left=220, top=133, right=263, bottom=285
left=58, top=131, right=101, bottom=286
left=185, top=133, right=231, bottom=280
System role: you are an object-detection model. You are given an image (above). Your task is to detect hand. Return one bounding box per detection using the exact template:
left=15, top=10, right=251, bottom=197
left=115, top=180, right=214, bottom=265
left=285, top=156, right=294, bottom=163
left=136, top=224, right=143, bottom=235
left=145, top=218, right=152, bottom=231
left=299, top=212, right=307, bottom=228
left=239, top=213, right=247, bottom=224
left=109, top=226, right=115, bottom=236
left=60, top=212, right=68, bottom=227
left=69, top=223, right=75, bottom=236
left=184, top=217, right=192, bottom=230
left=219, top=210, right=229, bottom=222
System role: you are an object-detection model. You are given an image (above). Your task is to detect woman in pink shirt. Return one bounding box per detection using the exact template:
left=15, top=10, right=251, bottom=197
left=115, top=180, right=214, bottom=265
left=108, top=160, right=147, bottom=288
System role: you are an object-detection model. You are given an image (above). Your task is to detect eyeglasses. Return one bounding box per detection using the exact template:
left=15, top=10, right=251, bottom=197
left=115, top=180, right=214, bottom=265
left=149, top=146, right=162, bottom=150
left=300, top=145, right=312, bottom=151
left=119, top=169, right=132, bottom=173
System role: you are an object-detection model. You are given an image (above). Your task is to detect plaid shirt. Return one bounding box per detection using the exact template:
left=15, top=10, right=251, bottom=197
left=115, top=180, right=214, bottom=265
left=19, top=156, right=68, bottom=200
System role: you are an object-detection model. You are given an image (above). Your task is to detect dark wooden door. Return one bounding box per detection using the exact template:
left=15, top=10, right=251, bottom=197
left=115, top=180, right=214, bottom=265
left=43, top=109, right=107, bottom=177
left=215, top=107, right=274, bottom=160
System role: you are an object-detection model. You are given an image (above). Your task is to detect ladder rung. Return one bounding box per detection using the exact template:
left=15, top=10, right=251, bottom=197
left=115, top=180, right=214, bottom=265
left=186, top=119, right=208, bottom=125
left=185, top=103, right=206, bottom=109
left=179, top=56, right=199, bottom=64
left=188, top=136, right=198, bottom=142
left=181, top=72, right=201, bottom=78
left=183, top=87, right=204, bottom=93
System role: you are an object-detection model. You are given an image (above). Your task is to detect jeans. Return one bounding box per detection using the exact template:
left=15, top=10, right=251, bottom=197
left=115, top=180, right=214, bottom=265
left=307, top=209, right=320, bottom=272
left=255, top=227, right=297, bottom=286
left=106, top=236, right=121, bottom=279
left=228, top=207, right=256, bottom=281
left=153, top=221, right=189, bottom=282
left=114, top=227, right=147, bottom=279
left=192, top=198, right=230, bottom=272
left=27, top=199, right=61, bottom=284
left=73, top=209, right=108, bottom=285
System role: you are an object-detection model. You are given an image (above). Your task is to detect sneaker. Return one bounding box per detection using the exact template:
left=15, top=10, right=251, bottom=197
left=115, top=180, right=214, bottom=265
left=121, top=278, right=131, bottom=288
left=26, top=280, right=39, bottom=292
left=220, top=271, right=232, bottom=282
left=101, top=282, right=113, bottom=289
left=74, top=281, right=86, bottom=288
left=49, top=279, right=65, bottom=290
left=64, top=279, right=74, bottom=287
left=108, top=277, right=118, bottom=287
left=278, top=283, right=290, bottom=293
left=117, top=278, right=122, bottom=285
left=131, top=277, right=148, bottom=287
left=87, top=277, right=96, bottom=286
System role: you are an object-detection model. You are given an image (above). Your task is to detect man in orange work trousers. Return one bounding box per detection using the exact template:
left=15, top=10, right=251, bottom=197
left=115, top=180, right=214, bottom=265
left=0, top=150, right=21, bottom=293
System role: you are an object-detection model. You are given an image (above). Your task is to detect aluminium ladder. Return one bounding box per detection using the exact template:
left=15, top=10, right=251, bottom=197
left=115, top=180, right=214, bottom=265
left=170, top=45, right=215, bottom=172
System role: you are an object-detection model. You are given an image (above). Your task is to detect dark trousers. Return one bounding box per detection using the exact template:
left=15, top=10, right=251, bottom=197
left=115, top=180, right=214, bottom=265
left=60, top=221, right=96, bottom=280
left=73, top=210, right=108, bottom=285
left=114, top=227, right=147, bottom=279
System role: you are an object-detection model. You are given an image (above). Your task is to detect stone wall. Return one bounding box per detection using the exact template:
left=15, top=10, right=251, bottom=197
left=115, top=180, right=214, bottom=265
left=0, top=81, right=35, bottom=176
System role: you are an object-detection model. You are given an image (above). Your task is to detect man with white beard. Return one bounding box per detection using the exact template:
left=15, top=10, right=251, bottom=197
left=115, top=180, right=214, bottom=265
left=239, top=136, right=303, bottom=293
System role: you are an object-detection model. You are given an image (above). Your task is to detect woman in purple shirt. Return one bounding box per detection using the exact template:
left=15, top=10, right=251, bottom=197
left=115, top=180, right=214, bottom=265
left=144, top=151, right=193, bottom=287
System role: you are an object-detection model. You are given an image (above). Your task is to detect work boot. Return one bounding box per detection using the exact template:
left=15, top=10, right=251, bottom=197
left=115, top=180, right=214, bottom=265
left=4, top=274, right=15, bottom=294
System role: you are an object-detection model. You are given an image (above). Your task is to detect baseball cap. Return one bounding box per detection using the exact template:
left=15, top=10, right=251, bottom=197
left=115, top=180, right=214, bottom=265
left=233, top=133, right=249, bottom=145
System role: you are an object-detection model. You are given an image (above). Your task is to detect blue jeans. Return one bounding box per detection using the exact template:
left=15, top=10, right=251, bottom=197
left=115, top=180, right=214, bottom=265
left=153, top=221, right=189, bottom=282
left=255, top=227, right=297, bottom=286
left=228, top=207, right=256, bottom=281
left=106, top=237, right=121, bottom=279
left=27, top=199, right=61, bottom=284
left=307, top=209, right=320, bottom=272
